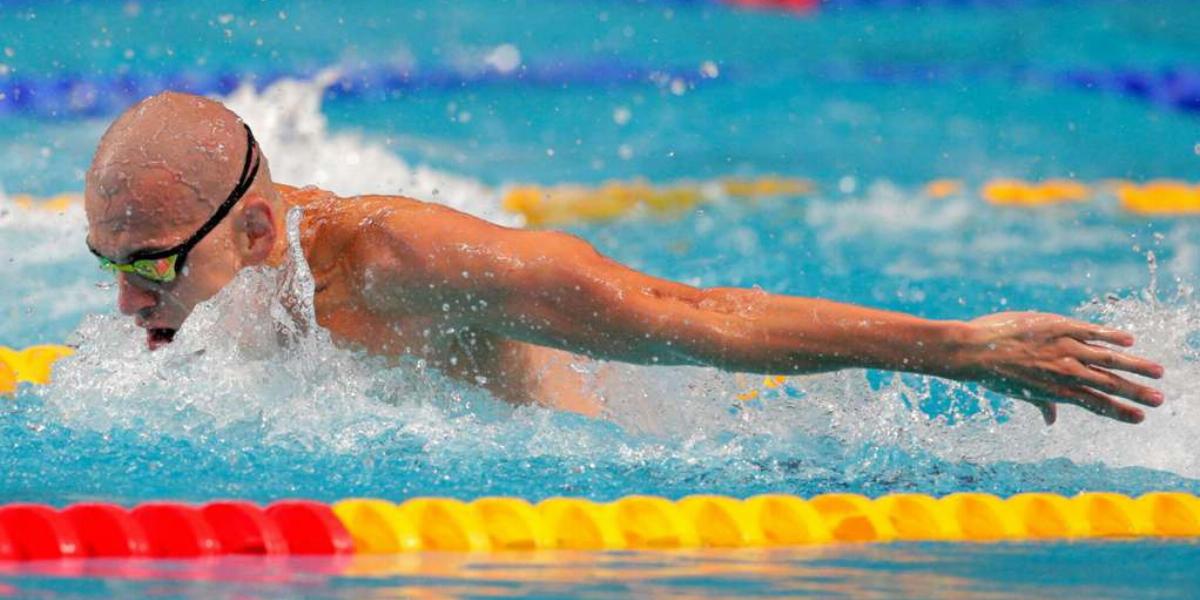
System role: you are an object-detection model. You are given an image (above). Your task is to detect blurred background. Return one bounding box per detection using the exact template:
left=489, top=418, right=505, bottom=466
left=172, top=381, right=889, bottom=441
left=1, top=0, right=1198, bottom=194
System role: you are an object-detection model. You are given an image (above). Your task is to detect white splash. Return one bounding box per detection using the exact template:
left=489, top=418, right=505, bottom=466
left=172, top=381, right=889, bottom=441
left=0, top=194, right=111, bottom=321
left=220, top=71, right=517, bottom=226
left=41, top=261, right=506, bottom=452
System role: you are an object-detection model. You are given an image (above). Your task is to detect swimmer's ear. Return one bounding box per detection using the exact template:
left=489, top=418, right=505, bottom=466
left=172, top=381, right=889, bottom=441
left=236, top=194, right=277, bottom=265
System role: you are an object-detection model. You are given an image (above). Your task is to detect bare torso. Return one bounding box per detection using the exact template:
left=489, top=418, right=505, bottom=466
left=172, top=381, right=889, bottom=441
left=279, top=184, right=602, bottom=415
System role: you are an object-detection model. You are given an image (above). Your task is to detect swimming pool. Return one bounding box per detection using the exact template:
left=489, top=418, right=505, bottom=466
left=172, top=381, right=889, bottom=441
left=3, top=0, right=1200, bottom=596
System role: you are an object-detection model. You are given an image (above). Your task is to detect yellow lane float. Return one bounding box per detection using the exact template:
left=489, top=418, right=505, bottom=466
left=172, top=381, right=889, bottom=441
left=1117, top=180, right=1200, bottom=215
left=472, top=497, right=555, bottom=550
left=332, top=499, right=421, bottom=553
left=744, top=494, right=831, bottom=545
left=321, top=493, right=1200, bottom=552
left=537, top=498, right=627, bottom=550
left=1006, top=492, right=1087, bottom=539
left=1072, top=492, right=1152, bottom=537
left=502, top=177, right=812, bottom=226
left=0, top=359, right=15, bottom=395
left=6, top=193, right=82, bottom=213
left=610, top=495, right=701, bottom=549
left=940, top=492, right=1023, bottom=541
left=1135, top=492, right=1200, bottom=537
left=397, top=498, right=492, bottom=552
left=980, top=179, right=1092, bottom=206
left=874, top=493, right=959, bottom=540
left=677, top=495, right=765, bottom=547
left=808, top=493, right=895, bottom=543
left=0, top=344, right=74, bottom=394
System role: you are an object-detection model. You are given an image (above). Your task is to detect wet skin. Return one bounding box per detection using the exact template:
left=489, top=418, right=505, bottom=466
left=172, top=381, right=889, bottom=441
left=84, top=92, right=1165, bottom=423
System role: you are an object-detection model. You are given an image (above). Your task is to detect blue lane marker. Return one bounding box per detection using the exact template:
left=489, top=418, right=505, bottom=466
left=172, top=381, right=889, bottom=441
left=0, top=61, right=709, bottom=119
left=1, top=60, right=1196, bottom=119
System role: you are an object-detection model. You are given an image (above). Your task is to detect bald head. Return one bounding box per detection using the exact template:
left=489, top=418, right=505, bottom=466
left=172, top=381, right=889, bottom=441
left=87, top=91, right=274, bottom=230
left=85, top=92, right=288, bottom=347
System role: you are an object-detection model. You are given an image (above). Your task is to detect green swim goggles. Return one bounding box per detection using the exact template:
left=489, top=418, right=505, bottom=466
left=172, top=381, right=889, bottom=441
left=88, top=123, right=260, bottom=284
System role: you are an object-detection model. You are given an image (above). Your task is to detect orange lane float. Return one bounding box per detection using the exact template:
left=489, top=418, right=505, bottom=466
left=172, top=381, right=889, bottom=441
left=0, top=493, right=1197, bottom=560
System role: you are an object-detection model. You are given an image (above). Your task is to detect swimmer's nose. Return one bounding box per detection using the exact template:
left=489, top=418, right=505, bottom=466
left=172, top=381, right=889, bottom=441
left=116, top=272, right=159, bottom=316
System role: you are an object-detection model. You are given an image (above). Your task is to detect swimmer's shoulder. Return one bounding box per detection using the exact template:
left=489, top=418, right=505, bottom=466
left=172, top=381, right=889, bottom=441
left=275, top=183, right=438, bottom=282
left=275, top=183, right=428, bottom=218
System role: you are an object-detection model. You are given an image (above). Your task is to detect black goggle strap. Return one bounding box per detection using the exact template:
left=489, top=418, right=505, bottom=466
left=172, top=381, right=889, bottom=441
left=131, top=123, right=261, bottom=264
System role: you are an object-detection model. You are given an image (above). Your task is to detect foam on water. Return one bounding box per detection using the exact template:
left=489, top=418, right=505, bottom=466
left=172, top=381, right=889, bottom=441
left=0, top=196, right=111, bottom=345
left=221, top=71, right=517, bottom=226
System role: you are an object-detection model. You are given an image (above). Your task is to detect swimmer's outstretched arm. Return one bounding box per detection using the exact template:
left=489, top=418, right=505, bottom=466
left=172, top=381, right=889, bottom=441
left=354, top=198, right=1164, bottom=425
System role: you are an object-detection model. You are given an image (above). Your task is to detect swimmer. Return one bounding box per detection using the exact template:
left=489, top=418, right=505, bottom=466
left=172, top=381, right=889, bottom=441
left=84, top=92, right=1164, bottom=424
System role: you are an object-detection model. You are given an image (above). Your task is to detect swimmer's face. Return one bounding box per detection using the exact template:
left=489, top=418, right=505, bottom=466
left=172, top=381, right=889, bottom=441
left=83, top=93, right=280, bottom=350
left=85, top=167, right=248, bottom=350
left=85, top=167, right=278, bottom=351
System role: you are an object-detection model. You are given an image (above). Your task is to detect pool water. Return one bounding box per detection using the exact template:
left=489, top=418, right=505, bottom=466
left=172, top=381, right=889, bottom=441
left=2, top=0, right=1200, bottom=597
left=4, top=542, right=1200, bottom=598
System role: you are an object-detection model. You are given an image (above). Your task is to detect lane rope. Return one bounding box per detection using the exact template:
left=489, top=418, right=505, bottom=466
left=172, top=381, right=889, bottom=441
left=2, top=62, right=1197, bottom=118
left=0, top=492, right=1197, bottom=559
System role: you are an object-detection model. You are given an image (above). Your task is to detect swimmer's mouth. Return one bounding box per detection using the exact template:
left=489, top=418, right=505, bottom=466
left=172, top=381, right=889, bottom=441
left=147, top=328, right=176, bottom=350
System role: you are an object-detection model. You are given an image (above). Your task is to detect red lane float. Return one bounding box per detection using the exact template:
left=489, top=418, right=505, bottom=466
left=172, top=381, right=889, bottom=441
left=727, top=0, right=820, bottom=12
left=130, top=503, right=221, bottom=558
left=202, top=501, right=289, bottom=555
left=0, top=504, right=81, bottom=559
left=61, top=503, right=150, bottom=558
left=0, top=521, right=17, bottom=560
left=264, top=500, right=355, bottom=555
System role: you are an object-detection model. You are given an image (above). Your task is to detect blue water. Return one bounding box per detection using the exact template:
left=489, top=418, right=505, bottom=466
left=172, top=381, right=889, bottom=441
left=3, top=0, right=1200, bottom=597
left=3, top=542, right=1200, bottom=599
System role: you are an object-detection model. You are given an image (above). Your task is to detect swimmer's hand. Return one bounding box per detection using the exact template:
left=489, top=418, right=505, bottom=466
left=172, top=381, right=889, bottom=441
left=950, top=312, right=1164, bottom=425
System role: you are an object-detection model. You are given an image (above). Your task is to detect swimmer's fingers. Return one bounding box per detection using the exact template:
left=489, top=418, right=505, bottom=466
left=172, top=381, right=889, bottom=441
left=1057, top=362, right=1163, bottom=408
left=1069, top=340, right=1164, bottom=379
left=1041, top=385, right=1145, bottom=424
left=1061, top=322, right=1135, bottom=347
left=1029, top=398, right=1057, bottom=425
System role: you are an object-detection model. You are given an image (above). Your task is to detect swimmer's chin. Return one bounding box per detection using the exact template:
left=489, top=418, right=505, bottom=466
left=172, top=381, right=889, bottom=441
left=146, top=328, right=177, bottom=351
